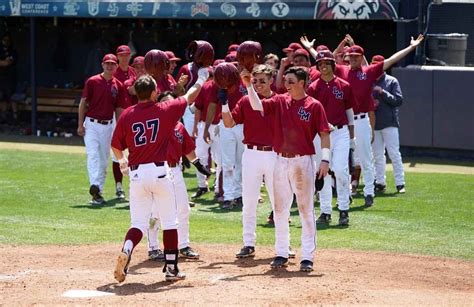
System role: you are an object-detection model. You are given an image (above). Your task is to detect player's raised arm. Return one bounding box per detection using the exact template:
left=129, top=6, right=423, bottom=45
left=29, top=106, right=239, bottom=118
left=182, top=67, right=209, bottom=105
left=241, top=69, right=263, bottom=111
left=383, top=34, right=424, bottom=70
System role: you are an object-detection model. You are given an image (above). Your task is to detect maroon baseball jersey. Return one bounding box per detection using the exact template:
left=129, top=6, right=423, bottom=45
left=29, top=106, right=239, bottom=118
left=309, top=67, right=321, bottom=82
left=227, top=81, right=247, bottom=111
left=232, top=93, right=274, bottom=147
left=111, top=98, right=187, bottom=165
left=167, top=121, right=196, bottom=165
left=334, top=61, right=384, bottom=113
left=156, top=74, right=177, bottom=94
left=114, top=66, right=137, bottom=84
left=307, top=77, right=355, bottom=126
left=82, top=74, right=129, bottom=120
left=177, top=62, right=199, bottom=91
left=123, top=76, right=138, bottom=106
left=262, top=94, right=330, bottom=155
left=194, top=80, right=222, bottom=124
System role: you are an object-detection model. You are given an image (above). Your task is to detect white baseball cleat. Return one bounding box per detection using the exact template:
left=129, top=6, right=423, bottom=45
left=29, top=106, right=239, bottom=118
left=164, top=267, right=186, bottom=282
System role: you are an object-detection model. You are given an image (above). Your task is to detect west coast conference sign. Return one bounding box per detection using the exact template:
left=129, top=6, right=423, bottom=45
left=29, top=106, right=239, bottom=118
left=0, top=0, right=399, bottom=20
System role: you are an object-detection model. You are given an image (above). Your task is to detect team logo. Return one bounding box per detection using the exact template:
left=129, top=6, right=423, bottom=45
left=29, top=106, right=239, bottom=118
left=313, top=0, right=398, bottom=20
left=298, top=106, right=311, bottom=122
left=64, top=0, right=79, bottom=16
left=152, top=3, right=160, bottom=15
left=191, top=1, right=209, bottom=17
left=239, top=84, right=248, bottom=96
left=87, top=0, right=100, bottom=16
left=174, top=130, right=184, bottom=144
left=111, top=85, right=118, bottom=98
left=221, top=2, right=237, bottom=17
left=126, top=1, right=142, bottom=17
left=107, top=2, right=119, bottom=17
left=246, top=3, right=260, bottom=17
left=9, top=0, right=21, bottom=16
left=271, top=2, right=289, bottom=18
left=332, top=86, right=344, bottom=99
left=356, top=71, right=367, bottom=80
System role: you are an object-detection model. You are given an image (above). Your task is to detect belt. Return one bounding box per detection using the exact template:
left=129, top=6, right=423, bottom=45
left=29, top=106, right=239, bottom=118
left=168, top=162, right=178, bottom=168
left=247, top=145, right=273, bottom=152
left=354, top=113, right=367, bottom=120
left=129, top=162, right=165, bottom=171
left=331, top=124, right=347, bottom=131
left=89, top=118, right=113, bottom=125
left=278, top=152, right=301, bottom=158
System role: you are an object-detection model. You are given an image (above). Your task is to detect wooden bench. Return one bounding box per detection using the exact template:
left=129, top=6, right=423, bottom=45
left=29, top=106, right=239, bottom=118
left=22, top=87, right=83, bottom=114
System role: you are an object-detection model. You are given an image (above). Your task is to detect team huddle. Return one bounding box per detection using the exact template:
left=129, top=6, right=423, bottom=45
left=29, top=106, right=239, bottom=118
left=77, top=33, right=423, bottom=282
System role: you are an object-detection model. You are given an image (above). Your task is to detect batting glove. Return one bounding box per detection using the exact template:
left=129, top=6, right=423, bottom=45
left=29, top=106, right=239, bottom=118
left=192, top=158, right=211, bottom=177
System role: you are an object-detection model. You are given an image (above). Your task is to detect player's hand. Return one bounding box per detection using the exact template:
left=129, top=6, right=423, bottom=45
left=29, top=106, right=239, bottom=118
left=373, top=86, right=383, bottom=94
left=197, top=67, right=209, bottom=82
left=192, top=126, right=198, bottom=139
left=217, top=89, right=228, bottom=105
left=300, top=36, right=315, bottom=50
left=240, top=69, right=251, bottom=87
left=281, top=57, right=292, bottom=68
left=203, top=129, right=211, bottom=144
left=178, top=74, right=189, bottom=87
left=350, top=138, right=356, bottom=151
left=410, top=34, right=424, bottom=48
left=77, top=126, right=85, bottom=137
left=192, top=158, right=212, bottom=177
left=118, top=158, right=129, bottom=176
left=318, top=161, right=329, bottom=179
left=345, top=34, right=355, bottom=46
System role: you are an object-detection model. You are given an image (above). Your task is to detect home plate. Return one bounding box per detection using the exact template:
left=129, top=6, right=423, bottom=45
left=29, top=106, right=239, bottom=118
left=62, top=290, right=115, bottom=298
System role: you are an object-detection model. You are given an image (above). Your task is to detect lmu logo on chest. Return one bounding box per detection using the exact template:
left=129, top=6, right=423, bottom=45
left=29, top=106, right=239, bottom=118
left=298, top=106, right=311, bottom=122
left=110, top=84, right=118, bottom=98
left=175, top=130, right=184, bottom=144
left=356, top=71, right=367, bottom=80
left=332, top=86, right=344, bottom=99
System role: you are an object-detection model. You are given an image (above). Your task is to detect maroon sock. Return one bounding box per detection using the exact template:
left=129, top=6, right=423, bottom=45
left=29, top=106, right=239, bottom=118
left=122, top=227, right=143, bottom=252
left=162, top=229, right=178, bottom=250
left=112, top=162, right=123, bottom=184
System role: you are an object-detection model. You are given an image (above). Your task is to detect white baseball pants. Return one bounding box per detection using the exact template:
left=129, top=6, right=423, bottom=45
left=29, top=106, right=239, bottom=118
left=273, top=155, right=316, bottom=262
left=372, top=127, right=405, bottom=186
left=242, top=147, right=276, bottom=247
left=354, top=115, right=375, bottom=196
left=128, top=163, right=177, bottom=234
left=182, top=106, right=195, bottom=135
left=314, top=127, right=351, bottom=214
left=83, top=116, right=114, bottom=192
left=220, top=123, right=244, bottom=201
left=195, top=122, right=221, bottom=191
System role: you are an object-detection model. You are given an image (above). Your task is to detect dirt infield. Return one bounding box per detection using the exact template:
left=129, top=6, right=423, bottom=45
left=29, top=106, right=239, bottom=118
left=1, top=244, right=472, bottom=305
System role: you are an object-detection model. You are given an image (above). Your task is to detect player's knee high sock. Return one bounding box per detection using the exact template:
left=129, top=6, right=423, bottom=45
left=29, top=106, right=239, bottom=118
left=122, top=227, right=143, bottom=255
left=163, top=229, right=179, bottom=271
left=113, top=161, right=123, bottom=184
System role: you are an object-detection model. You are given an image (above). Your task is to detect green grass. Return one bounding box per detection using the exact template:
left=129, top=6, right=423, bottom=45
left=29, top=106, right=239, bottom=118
left=0, top=148, right=473, bottom=260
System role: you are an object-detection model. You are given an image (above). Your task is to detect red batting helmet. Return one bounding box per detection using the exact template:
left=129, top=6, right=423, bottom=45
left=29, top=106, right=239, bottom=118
left=186, top=40, right=215, bottom=67
left=236, top=41, right=263, bottom=72
left=315, top=50, right=336, bottom=63
left=224, top=51, right=237, bottom=63
left=214, top=62, right=240, bottom=90
left=144, top=49, right=170, bottom=78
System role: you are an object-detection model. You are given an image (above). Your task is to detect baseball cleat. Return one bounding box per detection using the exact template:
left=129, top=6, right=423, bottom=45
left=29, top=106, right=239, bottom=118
left=192, top=187, right=208, bottom=199
left=114, top=251, right=131, bottom=283
left=236, top=246, right=255, bottom=258
left=396, top=185, right=406, bottom=194
left=116, top=188, right=126, bottom=200
left=267, top=211, right=274, bottom=225
left=270, top=256, right=288, bottom=268
left=91, top=194, right=106, bottom=206
left=233, top=197, right=243, bottom=207
left=179, top=246, right=200, bottom=259
left=288, top=247, right=296, bottom=259
left=221, top=200, right=234, bottom=210
left=89, top=184, right=100, bottom=198
left=300, top=260, right=314, bottom=272
left=375, top=183, right=386, bottom=193
left=164, top=267, right=186, bottom=282
left=316, top=213, right=332, bottom=225
left=338, top=210, right=349, bottom=226
left=364, top=195, right=374, bottom=208
left=148, top=249, right=165, bottom=261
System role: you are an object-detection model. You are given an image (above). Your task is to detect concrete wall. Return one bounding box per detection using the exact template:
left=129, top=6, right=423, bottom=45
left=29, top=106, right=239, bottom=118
left=392, top=66, right=474, bottom=151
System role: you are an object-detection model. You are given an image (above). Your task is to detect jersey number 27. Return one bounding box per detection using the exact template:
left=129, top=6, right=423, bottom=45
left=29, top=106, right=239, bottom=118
left=132, top=119, right=159, bottom=147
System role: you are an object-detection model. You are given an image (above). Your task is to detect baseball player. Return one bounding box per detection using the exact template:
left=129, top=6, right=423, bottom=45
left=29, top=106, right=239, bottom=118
left=243, top=66, right=331, bottom=272
left=165, top=50, right=181, bottom=77
left=306, top=50, right=356, bottom=226
left=123, top=56, right=145, bottom=106
left=146, top=91, right=210, bottom=261
left=275, top=49, right=320, bottom=93
left=112, top=69, right=209, bottom=283
left=308, top=34, right=423, bottom=207
left=370, top=55, right=406, bottom=194
left=77, top=54, right=128, bottom=205
left=193, top=75, right=222, bottom=199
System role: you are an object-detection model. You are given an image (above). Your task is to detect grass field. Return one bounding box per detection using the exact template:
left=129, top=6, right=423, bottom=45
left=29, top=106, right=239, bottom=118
left=0, top=147, right=473, bottom=260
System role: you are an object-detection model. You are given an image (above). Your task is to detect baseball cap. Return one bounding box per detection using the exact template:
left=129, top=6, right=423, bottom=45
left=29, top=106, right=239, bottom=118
left=346, top=45, right=364, bottom=56
left=116, top=45, right=131, bottom=55
left=227, top=44, right=239, bottom=53
left=283, top=42, right=303, bottom=53
left=165, top=51, right=181, bottom=62
left=102, top=54, right=118, bottom=64
left=132, top=56, right=144, bottom=67
left=293, top=48, right=310, bottom=60
left=371, top=55, right=385, bottom=64
left=316, top=45, right=329, bottom=52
